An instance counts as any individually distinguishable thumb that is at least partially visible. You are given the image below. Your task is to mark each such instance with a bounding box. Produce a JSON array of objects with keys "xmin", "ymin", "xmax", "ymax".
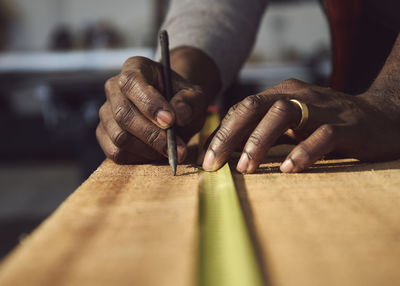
[{"xmin": 170, "ymin": 86, "xmax": 207, "ymax": 127}]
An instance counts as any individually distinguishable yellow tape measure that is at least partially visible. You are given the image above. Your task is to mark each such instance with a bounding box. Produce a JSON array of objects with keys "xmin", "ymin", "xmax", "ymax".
[{"xmin": 198, "ymin": 113, "xmax": 263, "ymax": 286}]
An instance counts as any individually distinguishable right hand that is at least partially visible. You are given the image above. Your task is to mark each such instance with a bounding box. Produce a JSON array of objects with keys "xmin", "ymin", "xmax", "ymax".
[{"xmin": 96, "ymin": 56, "xmax": 209, "ymax": 164}]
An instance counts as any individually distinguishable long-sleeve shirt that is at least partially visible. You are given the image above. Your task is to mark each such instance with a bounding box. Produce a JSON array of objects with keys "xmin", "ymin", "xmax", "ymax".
[
  {"xmin": 157, "ymin": 0, "xmax": 268, "ymax": 90},
  {"xmin": 157, "ymin": 0, "xmax": 400, "ymax": 91}
]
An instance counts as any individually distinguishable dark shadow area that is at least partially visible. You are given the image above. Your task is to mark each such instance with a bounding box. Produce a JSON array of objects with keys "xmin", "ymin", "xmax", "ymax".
[
  {"xmin": 251, "ymin": 159, "xmax": 400, "ymax": 174},
  {"xmin": 0, "ymin": 216, "xmax": 45, "ymax": 260},
  {"xmin": 229, "ymin": 152, "xmax": 400, "ymax": 175},
  {"xmin": 184, "ymin": 144, "xmax": 201, "ymax": 165},
  {"xmin": 306, "ymin": 159, "xmax": 400, "ymax": 173},
  {"xmin": 176, "ymin": 165, "xmax": 198, "ymax": 177},
  {"xmin": 233, "ymin": 170, "xmax": 271, "ymax": 286}
]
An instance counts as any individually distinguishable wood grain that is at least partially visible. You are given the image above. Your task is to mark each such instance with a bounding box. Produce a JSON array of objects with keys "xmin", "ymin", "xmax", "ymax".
[
  {"xmin": 235, "ymin": 157, "xmax": 400, "ymax": 286},
  {"xmin": 1, "ymin": 149, "xmax": 400, "ymax": 286},
  {"xmin": 0, "ymin": 160, "xmax": 199, "ymax": 286}
]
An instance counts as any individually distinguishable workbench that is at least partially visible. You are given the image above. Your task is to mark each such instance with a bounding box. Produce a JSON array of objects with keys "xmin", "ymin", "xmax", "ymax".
[{"xmin": 0, "ymin": 147, "xmax": 399, "ymax": 286}]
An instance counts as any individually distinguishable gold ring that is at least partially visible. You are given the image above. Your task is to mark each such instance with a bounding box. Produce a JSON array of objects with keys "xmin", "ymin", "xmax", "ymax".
[{"xmin": 290, "ymin": 99, "xmax": 309, "ymax": 130}]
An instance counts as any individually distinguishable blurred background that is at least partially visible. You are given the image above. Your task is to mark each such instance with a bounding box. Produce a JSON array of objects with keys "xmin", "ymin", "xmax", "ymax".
[{"xmin": 0, "ymin": 0, "xmax": 330, "ymax": 259}]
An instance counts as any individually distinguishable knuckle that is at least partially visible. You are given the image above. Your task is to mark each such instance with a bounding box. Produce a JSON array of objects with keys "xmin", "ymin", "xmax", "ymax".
[
  {"xmin": 104, "ymin": 78, "xmax": 112, "ymax": 92},
  {"xmin": 225, "ymin": 103, "xmax": 239, "ymax": 120},
  {"xmin": 98, "ymin": 104, "xmax": 107, "ymax": 121},
  {"xmin": 248, "ymin": 130, "xmax": 263, "ymax": 147},
  {"xmin": 281, "ymin": 78, "xmax": 304, "ymax": 89},
  {"xmin": 104, "ymin": 76, "xmax": 118, "ymax": 94},
  {"xmin": 246, "ymin": 151, "xmax": 254, "ymax": 161},
  {"xmin": 127, "ymin": 56, "xmax": 147, "ymax": 64},
  {"xmin": 215, "ymin": 126, "xmax": 231, "ymax": 144},
  {"xmin": 124, "ymin": 56, "xmax": 138, "ymax": 65},
  {"xmin": 318, "ymin": 124, "xmax": 336, "ymax": 139},
  {"xmin": 135, "ymin": 85, "xmax": 155, "ymax": 108},
  {"xmin": 95, "ymin": 124, "xmax": 102, "ymax": 142},
  {"xmin": 112, "ymin": 130, "xmax": 129, "ymax": 147},
  {"xmin": 240, "ymin": 94, "xmax": 264, "ymax": 112},
  {"xmin": 114, "ymin": 105, "xmax": 135, "ymax": 128},
  {"xmin": 270, "ymin": 99, "xmax": 292, "ymax": 117},
  {"xmin": 123, "ymin": 56, "xmax": 145, "ymax": 69},
  {"xmin": 143, "ymin": 128, "xmax": 165, "ymax": 151},
  {"xmin": 223, "ymin": 94, "xmax": 265, "ymax": 122},
  {"xmin": 118, "ymin": 70, "xmax": 140, "ymax": 94},
  {"xmin": 109, "ymin": 148, "xmax": 124, "ymax": 164}
]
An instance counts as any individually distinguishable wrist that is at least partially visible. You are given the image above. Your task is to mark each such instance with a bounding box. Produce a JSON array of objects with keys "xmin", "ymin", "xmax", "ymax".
[
  {"xmin": 170, "ymin": 47, "xmax": 221, "ymax": 102},
  {"xmin": 357, "ymin": 87, "xmax": 400, "ymax": 124}
]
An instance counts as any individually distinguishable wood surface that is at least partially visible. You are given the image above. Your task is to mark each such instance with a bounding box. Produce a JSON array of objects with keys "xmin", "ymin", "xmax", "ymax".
[
  {"xmin": 235, "ymin": 156, "xmax": 400, "ymax": 286},
  {"xmin": 0, "ymin": 160, "xmax": 199, "ymax": 286},
  {"xmin": 1, "ymin": 151, "xmax": 400, "ymax": 286}
]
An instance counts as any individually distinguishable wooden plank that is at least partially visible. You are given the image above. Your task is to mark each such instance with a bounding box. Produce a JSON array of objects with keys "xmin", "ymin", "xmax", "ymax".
[
  {"xmin": 1, "ymin": 142, "xmax": 400, "ymax": 286},
  {"xmin": 235, "ymin": 157, "xmax": 400, "ymax": 286},
  {"xmin": 0, "ymin": 160, "xmax": 199, "ymax": 286}
]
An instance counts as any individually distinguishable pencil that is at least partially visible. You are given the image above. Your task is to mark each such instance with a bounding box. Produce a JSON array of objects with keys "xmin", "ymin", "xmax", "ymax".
[{"xmin": 159, "ymin": 30, "xmax": 178, "ymax": 175}]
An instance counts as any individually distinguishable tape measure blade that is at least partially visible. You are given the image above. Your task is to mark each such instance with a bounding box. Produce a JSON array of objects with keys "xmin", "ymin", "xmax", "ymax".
[{"xmin": 198, "ymin": 113, "xmax": 263, "ymax": 286}]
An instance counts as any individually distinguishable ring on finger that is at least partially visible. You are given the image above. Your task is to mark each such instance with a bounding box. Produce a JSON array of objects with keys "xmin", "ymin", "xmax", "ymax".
[{"xmin": 290, "ymin": 99, "xmax": 309, "ymax": 131}]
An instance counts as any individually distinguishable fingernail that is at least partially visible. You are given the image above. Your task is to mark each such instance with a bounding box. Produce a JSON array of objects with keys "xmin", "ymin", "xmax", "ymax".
[
  {"xmin": 156, "ymin": 110, "xmax": 173, "ymax": 128},
  {"xmin": 175, "ymin": 102, "xmax": 192, "ymax": 123},
  {"xmin": 202, "ymin": 150, "xmax": 216, "ymax": 171},
  {"xmin": 280, "ymin": 158, "xmax": 294, "ymax": 173},
  {"xmin": 177, "ymin": 145, "xmax": 186, "ymax": 163},
  {"xmin": 237, "ymin": 153, "xmax": 249, "ymax": 173}
]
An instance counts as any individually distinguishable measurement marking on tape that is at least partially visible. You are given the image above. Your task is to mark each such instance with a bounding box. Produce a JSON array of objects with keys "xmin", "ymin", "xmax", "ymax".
[{"xmin": 198, "ymin": 113, "xmax": 263, "ymax": 286}]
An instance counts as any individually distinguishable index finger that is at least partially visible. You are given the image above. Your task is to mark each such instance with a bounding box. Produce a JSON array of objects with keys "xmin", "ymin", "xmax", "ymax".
[
  {"xmin": 202, "ymin": 94, "xmax": 272, "ymax": 171},
  {"xmin": 118, "ymin": 56, "xmax": 176, "ymax": 129}
]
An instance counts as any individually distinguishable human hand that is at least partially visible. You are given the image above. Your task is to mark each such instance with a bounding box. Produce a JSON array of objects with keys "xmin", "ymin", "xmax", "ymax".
[
  {"xmin": 96, "ymin": 56, "xmax": 209, "ymax": 164},
  {"xmin": 202, "ymin": 79, "xmax": 400, "ymax": 173}
]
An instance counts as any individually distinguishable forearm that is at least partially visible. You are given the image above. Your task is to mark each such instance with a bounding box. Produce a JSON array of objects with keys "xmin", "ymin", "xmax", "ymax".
[{"xmin": 170, "ymin": 47, "xmax": 221, "ymax": 102}]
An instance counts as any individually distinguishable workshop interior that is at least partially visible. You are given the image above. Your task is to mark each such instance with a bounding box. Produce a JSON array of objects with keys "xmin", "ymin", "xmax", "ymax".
[{"xmin": 0, "ymin": 0, "xmax": 331, "ymax": 260}]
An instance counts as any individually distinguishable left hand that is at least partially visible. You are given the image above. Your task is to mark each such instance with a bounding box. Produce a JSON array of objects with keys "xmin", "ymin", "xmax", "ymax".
[{"xmin": 202, "ymin": 78, "xmax": 400, "ymax": 173}]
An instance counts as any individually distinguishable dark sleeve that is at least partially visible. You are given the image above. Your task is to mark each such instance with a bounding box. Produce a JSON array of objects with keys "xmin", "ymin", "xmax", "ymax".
[{"xmin": 366, "ymin": 0, "xmax": 400, "ymax": 32}]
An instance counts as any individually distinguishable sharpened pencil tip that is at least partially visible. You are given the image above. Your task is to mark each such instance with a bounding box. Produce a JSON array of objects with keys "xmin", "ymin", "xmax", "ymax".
[{"xmin": 170, "ymin": 162, "xmax": 177, "ymax": 176}]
